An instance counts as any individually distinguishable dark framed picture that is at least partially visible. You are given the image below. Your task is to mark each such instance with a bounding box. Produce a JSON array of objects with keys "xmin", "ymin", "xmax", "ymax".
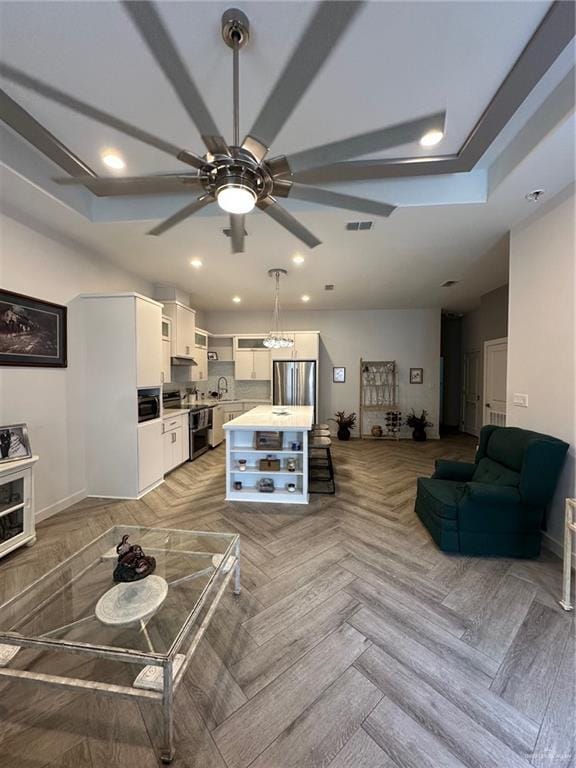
[
  {"xmin": 333, "ymin": 366, "xmax": 346, "ymax": 383},
  {"xmin": 0, "ymin": 290, "xmax": 67, "ymax": 367},
  {"xmin": 207, "ymin": 351, "xmax": 218, "ymax": 361},
  {"xmin": 0, "ymin": 424, "xmax": 32, "ymax": 463},
  {"xmin": 410, "ymin": 367, "xmax": 423, "ymax": 384}
]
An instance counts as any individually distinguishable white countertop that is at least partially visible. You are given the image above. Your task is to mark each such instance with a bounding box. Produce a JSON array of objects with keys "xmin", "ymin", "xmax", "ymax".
[{"xmin": 223, "ymin": 405, "xmax": 314, "ymax": 431}]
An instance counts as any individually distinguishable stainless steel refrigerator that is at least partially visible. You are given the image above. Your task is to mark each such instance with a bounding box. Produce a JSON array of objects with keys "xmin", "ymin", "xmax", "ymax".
[{"xmin": 272, "ymin": 360, "xmax": 317, "ymax": 419}]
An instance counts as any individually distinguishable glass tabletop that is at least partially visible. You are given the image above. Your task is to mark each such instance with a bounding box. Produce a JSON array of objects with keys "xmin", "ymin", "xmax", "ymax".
[{"xmin": 0, "ymin": 525, "xmax": 238, "ymax": 659}]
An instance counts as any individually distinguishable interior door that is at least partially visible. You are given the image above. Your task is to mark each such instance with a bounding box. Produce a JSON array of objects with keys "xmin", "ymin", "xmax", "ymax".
[
  {"xmin": 483, "ymin": 338, "xmax": 508, "ymax": 427},
  {"xmin": 462, "ymin": 351, "xmax": 481, "ymax": 436}
]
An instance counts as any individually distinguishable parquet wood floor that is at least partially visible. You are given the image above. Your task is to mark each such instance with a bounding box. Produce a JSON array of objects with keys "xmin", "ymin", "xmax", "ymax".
[{"xmin": 0, "ymin": 435, "xmax": 574, "ymax": 767}]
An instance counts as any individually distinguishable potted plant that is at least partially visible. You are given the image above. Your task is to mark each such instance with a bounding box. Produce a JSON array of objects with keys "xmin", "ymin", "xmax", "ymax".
[
  {"xmin": 406, "ymin": 409, "xmax": 432, "ymax": 442},
  {"xmin": 329, "ymin": 411, "xmax": 357, "ymax": 441}
]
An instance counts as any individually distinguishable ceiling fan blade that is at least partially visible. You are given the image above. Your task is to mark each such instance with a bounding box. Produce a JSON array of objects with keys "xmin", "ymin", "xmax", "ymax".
[
  {"xmin": 243, "ymin": 1, "xmax": 363, "ymax": 161},
  {"xmin": 229, "ymin": 214, "xmax": 245, "ymax": 253},
  {"xmin": 293, "ymin": 155, "xmax": 461, "ymax": 183},
  {"xmin": 148, "ymin": 195, "xmax": 213, "ymax": 236},
  {"xmin": 258, "ymin": 197, "xmax": 321, "ymax": 249},
  {"xmin": 284, "ymin": 112, "xmax": 446, "ymax": 174},
  {"xmin": 53, "ymin": 173, "xmax": 203, "ymax": 197},
  {"xmin": 289, "ymin": 184, "xmax": 395, "ymax": 217},
  {"xmin": 0, "ymin": 88, "xmax": 95, "ymax": 177},
  {"xmin": 0, "ymin": 62, "xmax": 205, "ymax": 169},
  {"xmin": 123, "ymin": 1, "xmax": 227, "ymax": 153}
]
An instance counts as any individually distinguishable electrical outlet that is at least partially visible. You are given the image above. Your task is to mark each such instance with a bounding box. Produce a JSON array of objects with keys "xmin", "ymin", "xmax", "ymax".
[{"xmin": 513, "ymin": 393, "xmax": 529, "ymax": 407}]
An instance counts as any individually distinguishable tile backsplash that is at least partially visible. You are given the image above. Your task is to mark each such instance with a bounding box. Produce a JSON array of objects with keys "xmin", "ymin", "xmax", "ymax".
[{"xmin": 168, "ymin": 361, "xmax": 271, "ymax": 401}]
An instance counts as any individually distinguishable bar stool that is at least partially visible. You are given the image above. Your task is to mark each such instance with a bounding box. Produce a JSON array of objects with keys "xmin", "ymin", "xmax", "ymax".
[{"xmin": 309, "ymin": 431, "xmax": 336, "ymax": 495}]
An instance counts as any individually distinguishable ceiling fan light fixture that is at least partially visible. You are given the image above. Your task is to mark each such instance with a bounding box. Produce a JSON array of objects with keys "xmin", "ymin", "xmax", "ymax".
[
  {"xmin": 217, "ymin": 183, "xmax": 257, "ymax": 214},
  {"xmin": 419, "ymin": 129, "xmax": 444, "ymax": 147}
]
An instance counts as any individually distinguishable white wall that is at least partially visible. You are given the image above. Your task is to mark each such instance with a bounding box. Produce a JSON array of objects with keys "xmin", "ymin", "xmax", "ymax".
[
  {"xmin": 0, "ymin": 213, "xmax": 152, "ymax": 518},
  {"xmin": 507, "ymin": 185, "xmax": 575, "ymax": 551},
  {"xmin": 205, "ymin": 308, "xmax": 441, "ymax": 438}
]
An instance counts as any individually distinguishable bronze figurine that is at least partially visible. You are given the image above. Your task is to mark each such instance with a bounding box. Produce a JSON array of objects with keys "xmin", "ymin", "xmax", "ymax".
[{"xmin": 113, "ymin": 534, "xmax": 156, "ymax": 582}]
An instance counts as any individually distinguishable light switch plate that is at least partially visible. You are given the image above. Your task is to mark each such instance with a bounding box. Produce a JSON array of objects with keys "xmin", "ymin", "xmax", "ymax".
[{"xmin": 513, "ymin": 393, "xmax": 529, "ymax": 407}]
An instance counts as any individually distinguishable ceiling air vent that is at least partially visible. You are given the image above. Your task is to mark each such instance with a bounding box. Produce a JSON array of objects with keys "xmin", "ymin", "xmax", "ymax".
[
  {"xmin": 346, "ymin": 221, "xmax": 373, "ymax": 231},
  {"xmin": 324, "ymin": 284, "xmax": 335, "ymax": 291},
  {"xmin": 441, "ymin": 280, "xmax": 459, "ymax": 288}
]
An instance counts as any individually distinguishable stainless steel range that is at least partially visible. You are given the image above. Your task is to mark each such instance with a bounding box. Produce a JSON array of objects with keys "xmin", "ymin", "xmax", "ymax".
[{"xmin": 162, "ymin": 391, "xmax": 212, "ymax": 461}]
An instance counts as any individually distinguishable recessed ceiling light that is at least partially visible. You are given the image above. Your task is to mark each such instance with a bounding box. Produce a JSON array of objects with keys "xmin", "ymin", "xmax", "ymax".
[
  {"xmin": 419, "ymin": 130, "xmax": 444, "ymax": 148},
  {"xmin": 232, "ymin": 296, "xmax": 241, "ymax": 303},
  {"xmin": 101, "ymin": 151, "xmax": 125, "ymax": 170},
  {"xmin": 190, "ymin": 258, "xmax": 203, "ymax": 268},
  {"xmin": 292, "ymin": 255, "xmax": 305, "ymax": 265},
  {"xmin": 301, "ymin": 295, "xmax": 310, "ymax": 302}
]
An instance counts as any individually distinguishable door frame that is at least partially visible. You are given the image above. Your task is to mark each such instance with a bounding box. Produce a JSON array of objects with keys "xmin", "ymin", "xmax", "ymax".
[{"xmin": 483, "ymin": 337, "xmax": 508, "ymax": 427}]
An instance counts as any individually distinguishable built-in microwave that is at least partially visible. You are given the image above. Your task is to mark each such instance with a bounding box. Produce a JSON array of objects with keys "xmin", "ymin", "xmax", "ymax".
[{"xmin": 138, "ymin": 393, "xmax": 160, "ymax": 423}]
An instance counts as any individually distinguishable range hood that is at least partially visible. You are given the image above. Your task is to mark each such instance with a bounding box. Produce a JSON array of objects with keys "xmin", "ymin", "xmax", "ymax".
[{"xmin": 171, "ymin": 356, "xmax": 198, "ymax": 367}]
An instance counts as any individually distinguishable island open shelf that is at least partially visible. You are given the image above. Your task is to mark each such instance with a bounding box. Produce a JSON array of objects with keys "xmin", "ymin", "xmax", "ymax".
[{"xmin": 223, "ymin": 406, "xmax": 314, "ymax": 504}]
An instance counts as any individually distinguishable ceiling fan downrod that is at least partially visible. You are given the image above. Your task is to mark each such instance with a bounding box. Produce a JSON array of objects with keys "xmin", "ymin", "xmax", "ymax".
[{"xmin": 222, "ymin": 9, "xmax": 250, "ymax": 149}]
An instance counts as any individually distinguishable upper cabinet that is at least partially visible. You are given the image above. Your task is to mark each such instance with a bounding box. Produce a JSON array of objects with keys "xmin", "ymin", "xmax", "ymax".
[
  {"xmin": 195, "ymin": 329, "xmax": 208, "ymax": 349},
  {"xmin": 234, "ymin": 336, "xmax": 270, "ymax": 380},
  {"xmin": 161, "ymin": 315, "xmax": 172, "ymax": 385},
  {"xmin": 294, "ymin": 332, "xmax": 319, "ymax": 360},
  {"xmin": 162, "ymin": 301, "xmax": 196, "ymax": 359},
  {"xmin": 268, "ymin": 332, "xmax": 319, "ymax": 362},
  {"xmin": 136, "ymin": 297, "xmax": 162, "ymax": 388}
]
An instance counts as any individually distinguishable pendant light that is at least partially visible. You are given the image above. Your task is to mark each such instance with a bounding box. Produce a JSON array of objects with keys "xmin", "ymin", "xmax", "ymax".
[{"xmin": 263, "ymin": 269, "xmax": 294, "ymax": 349}]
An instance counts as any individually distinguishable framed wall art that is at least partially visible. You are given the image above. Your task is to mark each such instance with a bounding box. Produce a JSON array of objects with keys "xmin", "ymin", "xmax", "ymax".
[
  {"xmin": 0, "ymin": 290, "xmax": 67, "ymax": 367},
  {"xmin": 0, "ymin": 424, "xmax": 32, "ymax": 463},
  {"xmin": 410, "ymin": 367, "xmax": 423, "ymax": 384},
  {"xmin": 207, "ymin": 351, "xmax": 218, "ymax": 361},
  {"xmin": 333, "ymin": 366, "xmax": 346, "ymax": 383}
]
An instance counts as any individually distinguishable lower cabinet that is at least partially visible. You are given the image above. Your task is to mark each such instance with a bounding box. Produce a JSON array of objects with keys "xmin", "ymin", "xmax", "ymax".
[
  {"xmin": 163, "ymin": 414, "xmax": 189, "ymax": 474},
  {"xmin": 138, "ymin": 421, "xmax": 164, "ymax": 494}
]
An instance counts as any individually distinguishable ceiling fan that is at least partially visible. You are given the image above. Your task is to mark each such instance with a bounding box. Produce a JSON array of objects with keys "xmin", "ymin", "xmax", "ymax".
[{"xmin": 0, "ymin": 1, "xmax": 446, "ymax": 253}]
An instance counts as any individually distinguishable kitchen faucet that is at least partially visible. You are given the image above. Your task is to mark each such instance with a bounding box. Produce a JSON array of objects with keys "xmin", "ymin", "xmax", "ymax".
[{"xmin": 217, "ymin": 376, "xmax": 228, "ymax": 400}]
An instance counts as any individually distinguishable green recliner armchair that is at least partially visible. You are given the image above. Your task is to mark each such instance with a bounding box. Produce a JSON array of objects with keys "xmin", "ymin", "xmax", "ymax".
[{"xmin": 415, "ymin": 425, "xmax": 569, "ymax": 558}]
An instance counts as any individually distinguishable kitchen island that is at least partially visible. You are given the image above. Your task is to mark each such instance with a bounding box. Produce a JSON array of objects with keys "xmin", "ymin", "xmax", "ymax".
[{"xmin": 224, "ymin": 405, "xmax": 313, "ymax": 504}]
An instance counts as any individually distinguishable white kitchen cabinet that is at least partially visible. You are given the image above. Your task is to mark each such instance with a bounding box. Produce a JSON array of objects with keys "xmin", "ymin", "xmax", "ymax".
[
  {"xmin": 235, "ymin": 349, "xmax": 270, "ymax": 380},
  {"xmin": 269, "ymin": 332, "xmax": 319, "ymax": 362},
  {"xmin": 234, "ymin": 336, "xmax": 267, "ymax": 351},
  {"xmin": 294, "ymin": 332, "xmax": 319, "ymax": 359},
  {"xmin": 163, "ymin": 301, "xmax": 196, "ymax": 359},
  {"xmin": 161, "ymin": 339, "xmax": 171, "ymax": 384},
  {"xmin": 136, "ymin": 296, "xmax": 162, "ymax": 388},
  {"xmin": 161, "ymin": 315, "xmax": 172, "ymax": 385},
  {"xmin": 82, "ymin": 293, "xmax": 164, "ymax": 499},
  {"xmin": 162, "ymin": 414, "xmax": 188, "ymax": 474},
  {"xmin": 210, "ymin": 405, "xmax": 225, "ymax": 447},
  {"xmin": 138, "ymin": 420, "xmax": 164, "ymax": 494},
  {"xmin": 192, "ymin": 348, "xmax": 208, "ymax": 381},
  {"xmin": 195, "ymin": 329, "xmax": 208, "ymax": 349}
]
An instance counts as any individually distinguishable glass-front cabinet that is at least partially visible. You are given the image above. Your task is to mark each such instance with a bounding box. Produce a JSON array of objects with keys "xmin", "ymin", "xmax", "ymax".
[
  {"xmin": 234, "ymin": 336, "xmax": 267, "ymax": 351},
  {"xmin": 0, "ymin": 457, "xmax": 37, "ymax": 559},
  {"xmin": 195, "ymin": 329, "xmax": 208, "ymax": 349}
]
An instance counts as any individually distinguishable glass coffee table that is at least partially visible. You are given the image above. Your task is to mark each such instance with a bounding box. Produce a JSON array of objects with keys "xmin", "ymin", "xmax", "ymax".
[{"xmin": 0, "ymin": 525, "xmax": 240, "ymax": 764}]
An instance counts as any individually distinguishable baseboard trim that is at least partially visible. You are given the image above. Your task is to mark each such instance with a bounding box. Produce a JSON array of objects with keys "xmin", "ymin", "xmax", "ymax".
[
  {"xmin": 542, "ymin": 531, "xmax": 576, "ymax": 570},
  {"xmin": 36, "ymin": 489, "xmax": 87, "ymax": 522}
]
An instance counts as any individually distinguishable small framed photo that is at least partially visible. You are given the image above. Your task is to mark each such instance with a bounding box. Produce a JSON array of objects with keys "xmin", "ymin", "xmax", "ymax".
[
  {"xmin": 0, "ymin": 289, "xmax": 67, "ymax": 367},
  {"xmin": 0, "ymin": 424, "xmax": 32, "ymax": 463},
  {"xmin": 333, "ymin": 366, "xmax": 346, "ymax": 383},
  {"xmin": 207, "ymin": 351, "xmax": 218, "ymax": 361},
  {"xmin": 410, "ymin": 367, "xmax": 423, "ymax": 384}
]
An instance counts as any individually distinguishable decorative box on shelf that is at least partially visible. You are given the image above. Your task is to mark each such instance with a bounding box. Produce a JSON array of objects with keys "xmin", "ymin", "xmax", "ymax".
[{"xmin": 0, "ymin": 455, "xmax": 38, "ymax": 560}]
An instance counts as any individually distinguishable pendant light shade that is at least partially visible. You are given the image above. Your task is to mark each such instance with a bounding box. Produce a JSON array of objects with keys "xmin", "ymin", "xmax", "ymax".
[{"xmin": 263, "ymin": 269, "xmax": 294, "ymax": 349}]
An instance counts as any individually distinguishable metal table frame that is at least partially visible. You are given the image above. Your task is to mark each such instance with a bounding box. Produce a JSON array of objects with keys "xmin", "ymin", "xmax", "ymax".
[{"xmin": 0, "ymin": 525, "xmax": 241, "ymax": 764}]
